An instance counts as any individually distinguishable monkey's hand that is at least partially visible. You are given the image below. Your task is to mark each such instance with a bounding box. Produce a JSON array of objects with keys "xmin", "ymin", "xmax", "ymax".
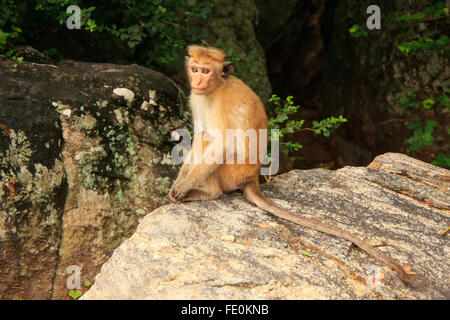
[
  {"xmin": 168, "ymin": 179, "xmax": 192, "ymax": 203},
  {"xmin": 168, "ymin": 192, "xmax": 179, "ymax": 203}
]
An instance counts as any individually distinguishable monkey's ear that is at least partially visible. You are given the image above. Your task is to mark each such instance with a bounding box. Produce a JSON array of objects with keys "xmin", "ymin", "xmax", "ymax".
[
  {"xmin": 185, "ymin": 56, "xmax": 190, "ymax": 65},
  {"xmin": 222, "ymin": 61, "xmax": 235, "ymax": 79}
]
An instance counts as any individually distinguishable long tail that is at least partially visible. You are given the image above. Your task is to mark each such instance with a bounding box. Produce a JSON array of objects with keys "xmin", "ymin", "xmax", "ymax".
[{"xmin": 243, "ymin": 185, "xmax": 414, "ymax": 286}]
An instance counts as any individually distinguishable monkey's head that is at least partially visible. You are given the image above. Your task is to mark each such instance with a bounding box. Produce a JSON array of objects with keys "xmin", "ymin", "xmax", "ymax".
[{"xmin": 186, "ymin": 45, "xmax": 234, "ymax": 95}]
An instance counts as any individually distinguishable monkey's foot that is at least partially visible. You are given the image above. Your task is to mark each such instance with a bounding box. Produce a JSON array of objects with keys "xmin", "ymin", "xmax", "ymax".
[
  {"xmin": 168, "ymin": 192, "xmax": 180, "ymax": 203},
  {"xmin": 169, "ymin": 188, "xmax": 221, "ymax": 203},
  {"xmin": 182, "ymin": 188, "xmax": 221, "ymax": 201},
  {"xmin": 168, "ymin": 180, "xmax": 192, "ymax": 202}
]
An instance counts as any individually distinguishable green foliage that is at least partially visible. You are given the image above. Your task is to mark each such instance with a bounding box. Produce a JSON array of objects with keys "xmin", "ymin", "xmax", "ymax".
[
  {"xmin": 437, "ymin": 88, "xmax": 450, "ymax": 109},
  {"xmin": 396, "ymin": 87, "xmax": 449, "ymax": 166},
  {"xmin": 268, "ymin": 95, "xmax": 304, "ymax": 155},
  {"xmin": 0, "ymin": 0, "xmax": 50, "ymax": 61},
  {"xmin": 395, "ymin": 89, "xmax": 420, "ymax": 109},
  {"xmin": 395, "ymin": 88, "xmax": 450, "ymax": 110},
  {"xmin": 93, "ymin": 0, "xmax": 213, "ymax": 68},
  {"xmin": 404, "ymin": 120, "xmax": 437, "ymax": 151},
  {"xmin": 389, "ymin": 2, "xmax": 449, "ymax": 168},
  {"xmin": 431, "ymin": 153, "xmax": 450, "ymax": 167},
  {"xmin": 397, "ymin": 36, "xmax": 450, "ymax": 54},
  {"xmin": 348, "ymin": 24, "xmax": 368, "ymax": 38},
  {"xmin": 347, "ymin": 2, "xmax": 448, "ymax": 167},
  {"xmin": 0, "ymin": 0, "xmax": 215, "ymax": 69},
  {"xmin": 268, "ymin": 94, "xmax": 347, "ymax": 156},
  {"xmin": 83, "ymin": 280, "xmax": 92, "ymax": 287},
  {"xmin": 395, "ymin": 12, "xmax": 426, "ymax": 23},
  {"xmin": 396, "ymin": 2, "xmax": 449, "ymax": 55},
  {"xmin": 0, "ymin": 0, "xmax": 262, "ymax": 81},
  {"xmin": 311, "ymin": 116, "xmax": 348, "ymax": 138},
  {"xmin": 396, "ymin": 1, "xmax": 448, "ymax": 24},
  {"xmin": 0, "ymin": 25, "xmax": 24, "ymax": 62},
  {"xmin": 422, "ymin": 98, "xmax": 436, "ymax": 109},
  {"xmin": 42, "ymin": 47, "xmax": 65, "ymax": 61},
  {"xmin": 350, "ymin": 1, "xmax": 449, "ymax": 169},
  {"xmin": 68, "ymin": 289, "xmax": 82, "ymax": 299}
]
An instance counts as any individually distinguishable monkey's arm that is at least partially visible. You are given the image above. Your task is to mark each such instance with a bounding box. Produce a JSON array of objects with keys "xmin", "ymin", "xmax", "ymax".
[
  {"xmin": 172, "ymin": 130, "xmax": 206, "ymax": 184},
  {"xmin": 169, "ymin": 131, "xmax": 222, "ymax": 201}
]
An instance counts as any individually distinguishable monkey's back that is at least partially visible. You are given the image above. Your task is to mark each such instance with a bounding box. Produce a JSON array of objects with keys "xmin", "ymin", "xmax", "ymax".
[
  {"xmin": 216, "ymin": 76, "xmax": 268, "ymax": 191},
  {"xmin": 219, "ymin": 76, "xmax": 268, "ymax": 131}
]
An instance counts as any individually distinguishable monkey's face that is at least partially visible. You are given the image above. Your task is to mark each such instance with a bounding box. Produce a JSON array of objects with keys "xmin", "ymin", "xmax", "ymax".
[{"xmin": 187, "ymin": 59, "xmax": 221, "ymax": 95}]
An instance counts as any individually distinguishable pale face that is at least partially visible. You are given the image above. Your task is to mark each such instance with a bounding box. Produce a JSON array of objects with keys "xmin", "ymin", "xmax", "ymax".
[{"xmin": 187, "ymin": 59, "xmax": 220, "ymax": 95}]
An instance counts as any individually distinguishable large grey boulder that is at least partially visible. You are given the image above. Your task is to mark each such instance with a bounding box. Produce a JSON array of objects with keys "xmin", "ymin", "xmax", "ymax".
[
  {"xmin": 0, "ymin": 59, "xmax": 188, "ymax": 299},
  {"xmin": 81, "ymin": 153, "xmax": 449, "ymax": 299}
]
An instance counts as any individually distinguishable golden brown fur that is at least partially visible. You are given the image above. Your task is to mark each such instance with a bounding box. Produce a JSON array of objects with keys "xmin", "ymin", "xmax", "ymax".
[
  {"xmin": 188, "ymin": 45, "xmax": 226, "ymax": 63},
  {"xmin": 169, "ymin": 45, "xmax": 415, "ymax": 286}
]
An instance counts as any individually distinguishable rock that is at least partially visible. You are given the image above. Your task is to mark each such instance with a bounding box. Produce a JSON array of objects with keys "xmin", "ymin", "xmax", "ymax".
[
  {"xmin": 13, "ymin": 45, "xmax": 55, "ymax": 64},
  {"xmin": 0, "ymin": 59, "xmax": 188, "ymax": 299},
  {"xmin": 81, "ymin": 153, "xmax": 449, "ymax": 300},
  {"xmin": 203, "ymin": 0, "xmax": 272, "ymax": 102}
]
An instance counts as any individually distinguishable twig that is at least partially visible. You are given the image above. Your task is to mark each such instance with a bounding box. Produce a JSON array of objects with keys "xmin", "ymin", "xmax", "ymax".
[
  {"xmin": 393, "ymin": 14, "xmax": 449, "ymax": 30},
  {"xmin": 379, "ymin": 118, "xmax": 416, "ymax": 125}
]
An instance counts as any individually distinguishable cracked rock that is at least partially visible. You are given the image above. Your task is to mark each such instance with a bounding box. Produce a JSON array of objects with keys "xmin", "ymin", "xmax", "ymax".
[{"xmin": 82, "ymin": 153, "xmax": 450, "ymax": 300}]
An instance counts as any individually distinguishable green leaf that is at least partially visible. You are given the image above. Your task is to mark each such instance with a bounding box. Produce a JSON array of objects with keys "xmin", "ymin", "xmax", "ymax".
[
  {"xmin": 422, "ymin": 99, "xmax": 435, "ymax": 109},
  {"xmin": 432, "ymin": 154, "xmax": 450, "ymax": 167},
  {"xmin": 302, "ymin": 250, "xmax": 313, "ymax": 257},
  {"xmin": 408, "ymin": 142, "xmax": 422, "ymax": 151},
  {"xmin": 425, "ymin": 120, "xmax": 437, "ymax": 128},
  {"xmin": 84, "ymin": 280, "xmax": 92, "ymax": 287},
  {"xmin": 426, "ymin": 7, "xmax": 437, "ymax": 15},
  {"xmin": 68, "ymin": 290, "xmax": 82, "ymax": 300},
  {"xmin": 277, "ymin": 113, "xmax": 288, "ymax": 123},
  {"xmin": 349, "ymin": 25, "xmax": 359, "ymax": 34}
]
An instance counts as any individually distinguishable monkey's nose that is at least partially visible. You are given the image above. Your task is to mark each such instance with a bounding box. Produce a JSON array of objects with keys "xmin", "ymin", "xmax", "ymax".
[{"xmin": 194, "ymin": 79, "xmax": 204, "ymax": 87}]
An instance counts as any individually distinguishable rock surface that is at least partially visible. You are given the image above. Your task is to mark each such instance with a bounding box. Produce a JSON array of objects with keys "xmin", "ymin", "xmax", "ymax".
[
  {"xmin": 0, "ymin": 60, "xmax": 187, "ymax": 299},
  {"xmin": 82, "ymin": 153, "xmax": 449, "ymax": 300}
]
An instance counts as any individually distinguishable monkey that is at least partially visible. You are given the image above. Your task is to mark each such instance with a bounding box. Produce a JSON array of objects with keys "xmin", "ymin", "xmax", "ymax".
[{"xmin": 168, "ymin": 45, "xmax": 415, "ymax": 286}]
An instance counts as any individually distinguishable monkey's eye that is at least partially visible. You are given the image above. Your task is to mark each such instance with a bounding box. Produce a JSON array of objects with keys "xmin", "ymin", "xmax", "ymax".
[
  {"xmin": 201, "ymin": 68, "xmax": 210, "ymax": 74},
  {"xmin": 191, "ymin": 67, "xmax": 198, "ymax": 73}
]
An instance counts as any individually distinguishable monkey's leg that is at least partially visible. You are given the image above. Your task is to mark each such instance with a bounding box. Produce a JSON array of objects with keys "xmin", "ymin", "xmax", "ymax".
[
  {"xmin": 170, "ymin": 163, "xmax": 221, "ymax": 201},
  {"xmin": 182, "ymin": 174, "xmax": 222, "ymax": 201},
  {"xmin": 182, "ymin": 188, "xmax": 220, "ymax": 201},
  {"xmin": 173, "ymin": 162, "xmax": 191, "ymax": 185}
]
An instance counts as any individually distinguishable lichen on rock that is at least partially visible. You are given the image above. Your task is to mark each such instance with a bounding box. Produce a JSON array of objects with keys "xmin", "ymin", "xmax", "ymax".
[{"xmin": 0, "ymin": 59, "xmax": 189, "ymax": 299}]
